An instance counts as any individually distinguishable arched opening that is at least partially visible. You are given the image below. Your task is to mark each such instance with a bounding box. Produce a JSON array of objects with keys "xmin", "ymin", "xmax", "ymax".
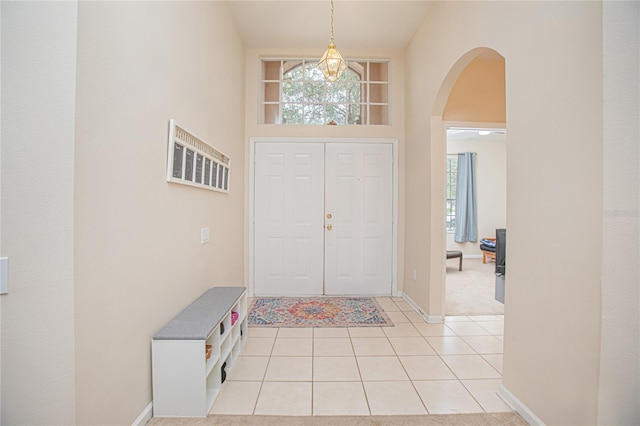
[{"xmin": 427, "ymin": 47, "xmax": 506, "ymax": 319}]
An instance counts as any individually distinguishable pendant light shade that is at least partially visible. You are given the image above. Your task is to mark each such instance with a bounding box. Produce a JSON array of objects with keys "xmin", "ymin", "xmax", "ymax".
[
  {"xmin": 318, "ymin": 0, "xmax": 346, "ymax": 82},
  {"xmin": 319, "ymin": 42, "xmax": 347, "ymax": 82}
]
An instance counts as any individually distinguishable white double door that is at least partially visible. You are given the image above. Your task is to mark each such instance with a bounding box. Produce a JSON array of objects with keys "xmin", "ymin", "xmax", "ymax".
[{"xmin": 254, "ymin": 142, "xmax": 393, "ymax": 296}]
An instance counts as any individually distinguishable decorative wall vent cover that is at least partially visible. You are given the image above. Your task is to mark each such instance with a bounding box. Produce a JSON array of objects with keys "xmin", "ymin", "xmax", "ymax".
[{"xmin": 166, "ymin": 119, "xmax": 230, "ymax": 193}]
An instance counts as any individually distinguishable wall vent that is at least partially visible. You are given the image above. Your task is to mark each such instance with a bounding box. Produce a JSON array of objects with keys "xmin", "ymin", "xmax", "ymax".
[{"xmin": 166, "ymin": 119, "xmax": 230, "ymax": 193}]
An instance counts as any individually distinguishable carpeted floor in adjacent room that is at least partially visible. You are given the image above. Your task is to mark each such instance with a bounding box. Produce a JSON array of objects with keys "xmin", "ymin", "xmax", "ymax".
[{"xmin": 445, "ymin": 258, "xmax": 504, "ymax": 316}]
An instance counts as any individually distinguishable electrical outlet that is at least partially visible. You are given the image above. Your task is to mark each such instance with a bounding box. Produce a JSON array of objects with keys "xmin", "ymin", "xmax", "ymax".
[
  {"xmin": 201, "ymin": 227, "xmax": 210, "ymax": 244},
  {"xmin": 412, "ymin": 268, "xmax": 417, "ymax": 281}
]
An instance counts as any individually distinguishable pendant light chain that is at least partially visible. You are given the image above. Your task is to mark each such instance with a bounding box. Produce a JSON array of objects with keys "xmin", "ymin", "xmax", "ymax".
[
  {"xmin": 318, "ymin": 0, "xmax": 347, "ymax": 82},
  {"xmin": 330, "ymin": 0, "xmax": 335, "ymax": 43}
]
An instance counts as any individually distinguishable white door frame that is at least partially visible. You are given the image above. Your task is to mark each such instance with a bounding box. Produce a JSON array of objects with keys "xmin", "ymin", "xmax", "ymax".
[{"xmin": 248, "ymin": 137, "xmax": 399, "ymax": 297}]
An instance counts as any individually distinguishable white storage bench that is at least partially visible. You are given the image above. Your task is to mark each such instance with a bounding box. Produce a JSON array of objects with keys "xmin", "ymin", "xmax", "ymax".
[{"xmin": 151, "ymin": 287, "xmax": 248, "ymax": 417}]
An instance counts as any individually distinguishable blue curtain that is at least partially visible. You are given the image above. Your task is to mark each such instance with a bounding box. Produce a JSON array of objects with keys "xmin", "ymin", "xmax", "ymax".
[{"xmin": 454, "ymin": 152, "xmax": 477, "ymax": 242}]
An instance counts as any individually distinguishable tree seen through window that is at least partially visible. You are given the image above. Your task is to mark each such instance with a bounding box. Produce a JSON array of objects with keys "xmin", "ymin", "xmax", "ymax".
[{"xmin": 281, "ymin": 61, "xmax": 362, "ymax": 125}]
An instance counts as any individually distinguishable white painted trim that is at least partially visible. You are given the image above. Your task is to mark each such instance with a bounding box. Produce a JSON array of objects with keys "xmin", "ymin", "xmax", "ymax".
[
  {"xmin": 248, "ymin": 137, "xmax": 399, "ymax": 297},
  {"xmin": 444, "ymin": 121, "xmax": 507, "ymax": 131},
  {"xmin": 498, "ymin": 384, "xmax": 544, "ymax": 426},
  {"xmin": 132, "ymin": 402, "xmax": 153, "ymax": 426},
  {"xmin": 402, "ymin": 292, "xmax": 444, "ymax": 323},
  {"xmin": 425, "ymin": 315, "xmax": 445, "ymax": 324},
  {"xmin": 463, "ymin": 254, "xmax": 482, "ymax": 259}
]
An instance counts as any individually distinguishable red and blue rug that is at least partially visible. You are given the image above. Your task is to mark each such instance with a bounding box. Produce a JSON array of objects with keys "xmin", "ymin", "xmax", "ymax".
[{"xmin": 248, "ymin": 297, "xmax": 393, "ymax": 328}]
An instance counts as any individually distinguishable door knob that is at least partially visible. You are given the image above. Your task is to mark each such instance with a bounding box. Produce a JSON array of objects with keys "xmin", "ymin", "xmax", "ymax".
[
  {"xmin": 326, "ymin": 213, "xmax": 332, "ymax": 219},
  {"xmin": 326, "ymin": 224, "xmax": 333, "ymax": 230}
]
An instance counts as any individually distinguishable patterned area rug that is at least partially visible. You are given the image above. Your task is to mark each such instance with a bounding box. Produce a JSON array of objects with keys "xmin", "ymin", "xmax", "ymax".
[{"xmin": 249, "ymin": 297, "xmax": 393, "ymax": 327}]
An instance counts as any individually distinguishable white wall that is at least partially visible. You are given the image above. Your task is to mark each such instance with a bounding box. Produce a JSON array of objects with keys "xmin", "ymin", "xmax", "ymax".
[
  {"xmin": 73, "ymin": 2, "xmax": 245, "ymax": 423},
  {"xmin": 446, "ymin": 136, "xmax": 507, "ymax": 255},
  {"xmin": 405, "ymin": 2, "xmax": 604, "ymax": 424},
  {"xmin": 599, "ymin": 1, "xmax": 640, "ymax": 423},
  {"xmin": 1, "ymin": 2, "xmax": 78, "ymax": 424}
]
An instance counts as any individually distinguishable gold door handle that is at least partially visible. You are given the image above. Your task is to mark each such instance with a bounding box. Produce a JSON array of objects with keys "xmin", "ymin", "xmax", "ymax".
[
  {"xmin": 326, "ymin": 224, "xmax": 333, "ymax": 230},
  {"xmin": 326, "ymin": 213, "xmax": 332, "ymax": 219}
]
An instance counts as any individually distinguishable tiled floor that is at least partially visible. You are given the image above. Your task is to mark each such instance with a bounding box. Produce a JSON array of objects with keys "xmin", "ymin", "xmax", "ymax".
[{"xmin": 210, "ymin": 297, "xmax": 510, "ymax": 416}]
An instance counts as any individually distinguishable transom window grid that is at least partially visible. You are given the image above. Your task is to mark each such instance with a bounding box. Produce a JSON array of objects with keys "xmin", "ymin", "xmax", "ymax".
[
  {"xmin": 166, "ymin": 119, "xmax": 231, "ymax": 193},
  {"xmin": 446, "ymin": 155, "xmax": 458, "ymax": 232},
  {"xmin": 261, "ymin": 59, "xmax": 389, "ymax": 125}
]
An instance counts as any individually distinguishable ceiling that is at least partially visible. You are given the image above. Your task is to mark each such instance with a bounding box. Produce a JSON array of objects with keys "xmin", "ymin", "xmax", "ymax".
[{"xmin": 225, "ymin": 1, "xmax": 433, "ymax": 50}]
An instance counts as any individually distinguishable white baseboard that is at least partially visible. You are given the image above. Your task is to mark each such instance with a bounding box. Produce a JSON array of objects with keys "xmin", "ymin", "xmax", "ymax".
[
  {"xmin": 463, "ymin": 254, "xmax": 482, "ymax": 259},
  {"xmin": 132, "ymin": 402, "xmax": 153, "ymax": 426},
  {"xmin": 497, "ymin": 384, "xmax": 544, "ymax": 425},
  {"xmin": 401, "ymin": 293, "xmax": 444, "ymax": 323}
]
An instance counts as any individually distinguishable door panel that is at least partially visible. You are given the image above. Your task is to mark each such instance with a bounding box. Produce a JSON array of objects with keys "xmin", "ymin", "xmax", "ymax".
[
  {"xmin": 254, "ymin": 143, "xmax": 325, "ymax": 295},
  {"xmin": 324, "ymin": 143, "xmax": 393, "ymax": 295}
]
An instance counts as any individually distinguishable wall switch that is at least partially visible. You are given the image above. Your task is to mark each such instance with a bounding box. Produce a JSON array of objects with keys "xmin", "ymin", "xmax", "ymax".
[
  {"xmin": 0, "ymin": 257, "xmax": 8, "ymax": 294},
  {"xmin": 200, "ymin": 227, "xmax": 210, "ymax": 244},
  {"xmin": 412, "ymin": 268, "xmax": 417, "ymax": 281}
]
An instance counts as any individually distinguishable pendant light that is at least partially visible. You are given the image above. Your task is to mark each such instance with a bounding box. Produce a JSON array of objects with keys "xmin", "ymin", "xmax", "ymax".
[{"xmin": 318, "ymin": 0, "xmax": 347, "ymax": 82}]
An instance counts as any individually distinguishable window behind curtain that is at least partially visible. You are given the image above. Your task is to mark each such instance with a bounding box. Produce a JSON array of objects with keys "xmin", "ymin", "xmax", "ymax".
[{"xmin": 446, "ymin": 155, "xmax": 458, "ymax": 232}]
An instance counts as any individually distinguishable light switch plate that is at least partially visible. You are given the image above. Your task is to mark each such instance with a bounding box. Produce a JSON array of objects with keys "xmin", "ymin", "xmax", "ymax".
[
  {"xmin": 201, "ymin": 227, "xmax": 210, "ymax": 244},
  {"xmin": 0, "ymin": 257, "xmax": 8, "ymax": 294}
]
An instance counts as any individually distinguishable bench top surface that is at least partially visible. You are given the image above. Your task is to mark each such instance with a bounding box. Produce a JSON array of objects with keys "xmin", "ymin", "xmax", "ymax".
[{"xmin": 153, "ymin": 286, "xmax": 246, "ymax": 341}]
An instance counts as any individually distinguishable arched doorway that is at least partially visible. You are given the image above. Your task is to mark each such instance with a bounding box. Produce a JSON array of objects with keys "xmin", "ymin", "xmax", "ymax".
[{"xmin": 427, "ymin": 47, "xmax": 506, "ymax": 320}]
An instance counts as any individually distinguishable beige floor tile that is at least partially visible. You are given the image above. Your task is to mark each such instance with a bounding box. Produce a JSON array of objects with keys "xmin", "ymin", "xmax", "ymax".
[
  {"xmin": 425, "ymin": 336, "xmax": 476, "ymax": 355},
  {"xmin": 313, "ymin": 327, "xmax": 350, "ymax": 338},
  {"xmin": 399, "ymin": 356, "xmax": 456, "ymax": 380},
  {"xmin": 227, "ymin": 356, "xmax": 269, "ymax": 381},
  {"xmin": 254, "ymin": 381, "xmax": 312, "ymax": 415},
  {"xmin": 461, "ymin": 336, "xmax": 503, "ymax": 354},
  {"xmin": 363, "ymin": 381, "xmax": 427, "ymax": 415},
  {"xmin": 378, "ymin": 300, "xmax": 401, "ymax": 312},
  {"xmin": 462, "ymin": 379, "xmax": 511, "ymax": 412},
  {"xmin": 277, "ymin": 328, "xmax": 313, "ymax": 338},
  {"xmin": 247, "ymin": 327, "xmax": 278, "ymax": 338},
  {"xmin": 444, "ymin": 316, "xmax": 471, "ymax": 322},
  {"xmin": 413, "ymin": 380, "xmax": 483, "ymax": 414},
  {"xmin": 313, "ymin": 382, "xmax": 370, "ymax": 415},
  {"xmin": 271, "ymin": 337, "xmax": 313, "ymax": 356},
  {"xmin": 314, "ymin": 356, "xmax": 361, "ymax": 381},
  {"xmin": 475, "ymin": 321, "xmax": 504, "ymax": 336},
  {"xmin": 388, "ymin": 337, "xmax": 437, "ymax": 356},
  {"xmin": 405, "ymin": 311, "xmax": 427, "ymax": 323},
  {"xmin": 314, "ymin": 337, "xmax": 354, "ymax": 356},
  {"xmin": 386, "ymin": 311, "xmax": 411, "ymax": 323},
  {"xmin": 351, "ymin": 337, "xmax": 395, "ymax": 356},
  {"xmin": 441, "ymin": 354, "xmax": 502, "ymax": 379},
  {"xmin": 357, "ymin": 356, "xmax": 409, "ymax": 381},
  {"xmin": 446, "ymin": 321, "xmax": 492, "ymax": 336},
  {"xmin": 394, "ymin": 301, "xmax": 415, "ymax": 312},
  {"xmin": 264, "ymin": 356, "xmax": 312, "ymax": 381},
  {"xmin": 481, "ymin": 354, "xmax": 503, "ymax": 374},
  {"xmin": 210, "ymin": 381, "xmax": 261, "ymax": 415},
  {"xmin": 468, "ymin": 315, "xmax": 501, "ymax": 322},
  {"xmin": 241, "ymin": 337, "xmax": 275, "ymax": 356},
  {"xmin": 414, "ymin": 323, "xmax": 457, "ymax": 337},
  {"xmin": 382, "ymin": 323, "xmax": 420, "ymax": 337},
  {"xmin": 348, "ymin": 327, "xmax": 386, "ymax": 337}
]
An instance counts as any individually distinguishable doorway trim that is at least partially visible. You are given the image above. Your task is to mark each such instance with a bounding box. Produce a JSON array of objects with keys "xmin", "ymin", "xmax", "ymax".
[
  {"xmin": 248, "ymin": 137, "xmax": 399, "ymax": 298},
  {"xmin": 427, "ymin": 47, "xmax": 507, "ymax": 321}
]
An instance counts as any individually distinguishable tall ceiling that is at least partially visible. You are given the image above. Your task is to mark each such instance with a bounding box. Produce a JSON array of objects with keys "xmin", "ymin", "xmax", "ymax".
[{"xmin": 225, "ymin": 1, "xmax": 433, "ymax": 50}]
